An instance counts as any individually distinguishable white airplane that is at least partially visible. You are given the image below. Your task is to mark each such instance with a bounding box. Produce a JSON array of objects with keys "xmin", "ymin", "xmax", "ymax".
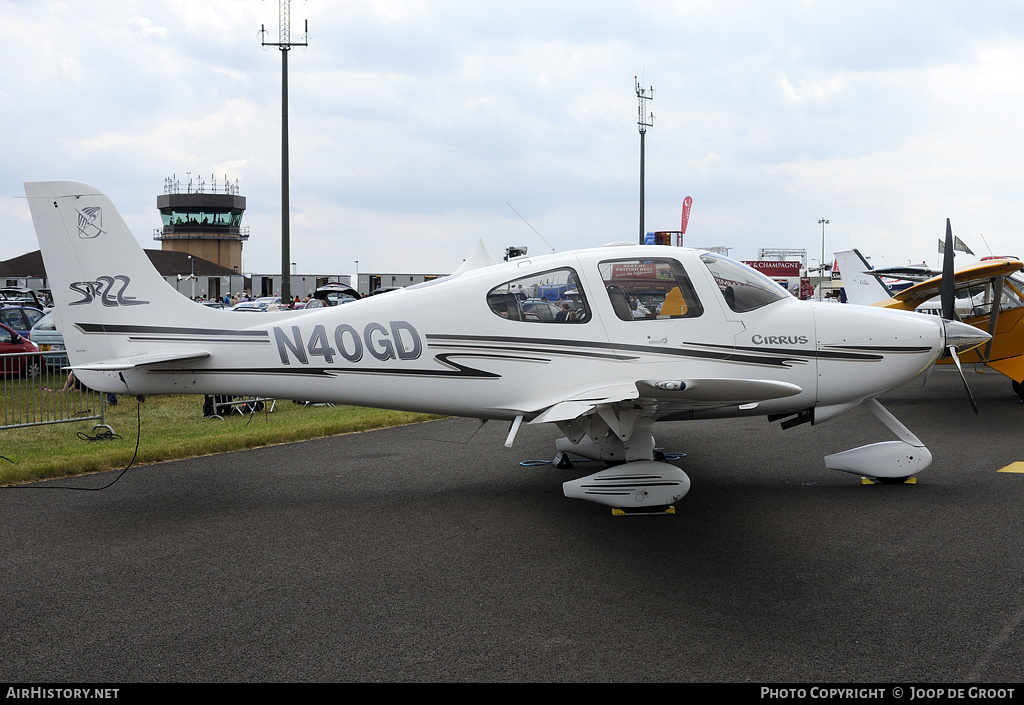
[{"xmin": 25, "ymin": 181, "xmax": 990, "ymax": 513}]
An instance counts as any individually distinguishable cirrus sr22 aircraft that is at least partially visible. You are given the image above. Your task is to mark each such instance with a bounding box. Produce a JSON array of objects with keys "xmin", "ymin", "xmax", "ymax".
[{"xmin": 25, "ymin": 181, "xmax": 990, "ymax": 514}]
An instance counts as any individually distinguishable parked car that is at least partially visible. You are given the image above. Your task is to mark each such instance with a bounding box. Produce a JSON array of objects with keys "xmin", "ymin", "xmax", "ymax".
[
  {"xmin": 30, "ymin": 311, "xmax": 67, "ymax": 370},
  {"xmin": 0, "ymin": 322, "xmax": 41, "ymax": 378},
  {"xmin": 519, "ymin": 298, "xmax": 562, "ymax": 322},
  {"xmin": 0, "ymin": 306, "xmax": 45, "ymax": 337},
  {"xmin": 233, "ymin": 299, "xmax": 290, "ymax": 312},
  {"xmin": 231, "ymin": 301, "xmax": 269, "ymax": 312},
  {"xmin": 0, "ymin": 288, "xmax": 48, "ymax": 311},
  {"xmin": 307, "ymin": 283, "xmax": 360, "ymax": 307},
  {"xmin": 37, "ymin": 289, "xmax": 55, "ymax": 309}
]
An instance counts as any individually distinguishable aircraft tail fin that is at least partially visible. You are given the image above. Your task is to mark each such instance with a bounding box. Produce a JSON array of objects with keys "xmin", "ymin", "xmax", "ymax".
[
  {"xmin": 834, "ymin": 249, "xmax": 892, "ymax": 306},
  {"xmin": 23, "ymin": 180, "xmax": 223, "ymax": 370}
]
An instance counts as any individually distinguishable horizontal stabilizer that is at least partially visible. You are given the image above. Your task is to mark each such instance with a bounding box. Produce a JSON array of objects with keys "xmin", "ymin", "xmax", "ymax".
[
  {"xmin": 869, "ymin": 265, "xmax": 938, "ymax": 282},
  {"xmin": 73, "ymin": 350, "xmax": 211, "ymax": 371}
]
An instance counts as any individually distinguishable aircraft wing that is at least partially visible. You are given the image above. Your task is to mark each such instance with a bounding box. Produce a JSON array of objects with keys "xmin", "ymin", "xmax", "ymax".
[
  {"xmin": 878, "ymin": 259, "xmax": 1024, "ymax": 311},
  {"xmin": 983, "ymin": 356, "xmax": 1024, "ymax": 384},
  {"xmin": 72, "ymin": 350, "xmax": 211, "ymax": 371},
  {"xmin": 528, "ymin": 378, "xmax": 802, "ymax": 424}
]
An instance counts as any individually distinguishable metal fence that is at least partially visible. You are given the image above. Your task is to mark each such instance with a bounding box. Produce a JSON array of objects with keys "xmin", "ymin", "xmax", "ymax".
[{"xmin": 0, "ymin": 351, "xmax": 109, "ymax": 432}]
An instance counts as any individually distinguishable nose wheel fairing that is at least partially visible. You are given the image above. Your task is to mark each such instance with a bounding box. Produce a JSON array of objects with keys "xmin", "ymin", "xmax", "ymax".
[{"xmin": 821, "ymin": 398, "xmax": 932, "ymax": 479}]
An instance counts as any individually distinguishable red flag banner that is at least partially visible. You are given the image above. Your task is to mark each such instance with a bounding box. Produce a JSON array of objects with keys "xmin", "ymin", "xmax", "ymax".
[{"xmin": 681, "ymin": 196, "xmax": 692, "ymax": 234}]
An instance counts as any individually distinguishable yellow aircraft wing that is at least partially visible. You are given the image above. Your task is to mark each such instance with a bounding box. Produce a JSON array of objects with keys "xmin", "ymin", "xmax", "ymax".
[
  {"xmin": 875, "ymin": 259, "xmax": 1024, "ymax": 311},
  {"xmin": 869, "ymin": 258, "xmax": 1024, "ymax": 386}
]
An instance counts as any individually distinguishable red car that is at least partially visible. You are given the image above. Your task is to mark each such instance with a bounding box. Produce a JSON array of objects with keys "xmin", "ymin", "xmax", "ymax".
[{"xmin": 0, "ymin": 322, "xmax": 41, "ymax": 377}]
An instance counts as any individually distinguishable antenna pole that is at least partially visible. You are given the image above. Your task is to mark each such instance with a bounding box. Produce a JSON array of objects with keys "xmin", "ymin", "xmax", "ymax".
[
  {"xmin": 506, "ymin": 202, "xmax": 556, "ymax": 253},
  {"xmin": 818, "ymin": 218, "xmax": 829, "ymax": 301},
  {"xmin": 636, "ymin": 78, "xmax": 654, "ymax": 245},
  {"xmin": 261, "ymin": 1, "xmax": 308, "ymax": 302}
]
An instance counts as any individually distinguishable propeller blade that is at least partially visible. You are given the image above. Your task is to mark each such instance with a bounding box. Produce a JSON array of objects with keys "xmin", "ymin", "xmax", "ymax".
[
  {"xmin": 941, "ymin": 218, "xmax": 955, "ymax": 320},
  {"xmin": 942, "ymin": 319, "xmax": 989, "ymax": 415},
  {"xmin": 948, "ymin": 346, "xmax": 979, "ymax": 414}
]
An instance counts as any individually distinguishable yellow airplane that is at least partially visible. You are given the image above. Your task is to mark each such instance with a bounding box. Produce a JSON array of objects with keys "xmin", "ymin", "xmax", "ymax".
[{"xmin": 836, "ymin": 222, "xmax": 1024, "ymax": 402}]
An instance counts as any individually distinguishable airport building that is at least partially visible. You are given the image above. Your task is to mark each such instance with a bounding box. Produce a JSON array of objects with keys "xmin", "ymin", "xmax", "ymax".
[{"xmin": 153, "ymin": 175, "xmax": 248, "ymax": 274}]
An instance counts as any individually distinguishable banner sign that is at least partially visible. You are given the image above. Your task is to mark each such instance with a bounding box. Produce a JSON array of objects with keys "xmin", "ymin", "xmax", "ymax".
[
  {"xmin": 742, "ymin": 261, "xmax": 801, "ymax": 278},
  {"xmin": 611, "ymin": 263, "xmax": 658, "ymax": 280},
  {"xmin": 800, "ymin": 276, "xmax": 813, "ymax": 299}
]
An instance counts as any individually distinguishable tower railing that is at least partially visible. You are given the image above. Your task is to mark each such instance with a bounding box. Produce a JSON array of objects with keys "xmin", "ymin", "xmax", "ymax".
[{"xmin": 163, "ymin": 174, "xmax": 240, "ymax": 196}]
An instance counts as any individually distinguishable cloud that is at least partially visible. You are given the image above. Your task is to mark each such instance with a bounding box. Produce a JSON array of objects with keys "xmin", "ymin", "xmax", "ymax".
[{"xmin": 5, "ymin": 0, "xmax": 1024, "ymax": 275}]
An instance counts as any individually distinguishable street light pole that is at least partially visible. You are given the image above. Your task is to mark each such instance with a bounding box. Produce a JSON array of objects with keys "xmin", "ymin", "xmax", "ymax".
[{"xmin": 818, "ymin": 218, "xmax": 829, "ymax": 300}]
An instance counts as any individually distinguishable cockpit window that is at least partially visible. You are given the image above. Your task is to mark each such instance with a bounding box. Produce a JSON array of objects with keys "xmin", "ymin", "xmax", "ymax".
[
  {"xmin": 487, "ymin": 268, "xmax": 590, "ymax": 323},
  {"xmin": 958, "ymin": 278, "xmax": 1024, "ymax": 317},
  {"xmin": 700, "ymin": 253, "xmax": 790, "ymax": 313},
  {"xmin": 597, "ymin": 258, "xmax": 704, "ymax": 321}
]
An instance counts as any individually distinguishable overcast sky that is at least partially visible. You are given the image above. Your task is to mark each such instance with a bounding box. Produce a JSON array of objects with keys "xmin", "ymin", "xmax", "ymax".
[{"xmin": 4, "ymin": 0, "xmax": 1024, "ymax": 279}]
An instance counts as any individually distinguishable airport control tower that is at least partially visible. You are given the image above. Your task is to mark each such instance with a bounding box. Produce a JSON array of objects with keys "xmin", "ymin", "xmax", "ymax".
[{"xmin": 153, "ymin": 174, "xmax": 248, "ymax": 273}]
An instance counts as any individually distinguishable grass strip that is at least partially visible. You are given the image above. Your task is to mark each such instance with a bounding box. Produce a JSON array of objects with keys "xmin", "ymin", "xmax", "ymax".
[{"xmin": 0, "ymin": 393, "xmax": 442, "ymax": 485}]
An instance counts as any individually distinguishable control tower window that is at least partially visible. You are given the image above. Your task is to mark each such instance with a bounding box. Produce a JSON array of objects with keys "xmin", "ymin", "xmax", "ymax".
[{"xmin": 161, "ymin": 210, "xmax": 244, "ymax": 228}]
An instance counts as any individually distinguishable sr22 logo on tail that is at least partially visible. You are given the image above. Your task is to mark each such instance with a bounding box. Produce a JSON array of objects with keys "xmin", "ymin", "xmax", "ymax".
[{"xmin": 69, "ymin": 275, "xmax": 149, "ymax": 307}]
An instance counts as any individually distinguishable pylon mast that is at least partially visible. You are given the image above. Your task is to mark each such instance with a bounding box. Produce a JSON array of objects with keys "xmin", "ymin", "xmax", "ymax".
[
  {"xmin": 261, "ymin": 1, "xmax": 308, "ymax": 302},
  {"xmin": 636, "ymin": 78, "xmax": 654, "ymax": 245}
]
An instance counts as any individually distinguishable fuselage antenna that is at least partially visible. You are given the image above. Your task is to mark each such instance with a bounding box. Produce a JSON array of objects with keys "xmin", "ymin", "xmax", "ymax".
[
  {"xmin": 506, "ymin": 202, "xmax": 557, "ymax": 253},
  {"xmin": 979, "ymin": 232, "xmax": 993, "ymax": 256}
]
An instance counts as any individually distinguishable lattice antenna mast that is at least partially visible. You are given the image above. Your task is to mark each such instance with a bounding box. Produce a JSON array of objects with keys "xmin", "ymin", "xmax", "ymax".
[
  {"xmin": 260, "ymin": 0, "xmax": 308, "ymax": 302},
  {"xmin": 636, "ymin": 78, "xmax": 654, "ymax": 245}
]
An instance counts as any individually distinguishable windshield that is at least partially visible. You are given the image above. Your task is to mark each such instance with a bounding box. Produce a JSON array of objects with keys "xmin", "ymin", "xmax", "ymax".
[{"xmin": 700, "ymin": 253, "xmax": 790, "ymax": 313}]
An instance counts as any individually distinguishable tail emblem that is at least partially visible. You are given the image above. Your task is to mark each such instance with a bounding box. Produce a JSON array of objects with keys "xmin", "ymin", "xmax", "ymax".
[
  {"xmin": 68, "ymin": 275, "xmax": 149, "ymax": 307},
  {"xmin": 76, "ymin": 207, "xmax": 104, "ymax": 239}
]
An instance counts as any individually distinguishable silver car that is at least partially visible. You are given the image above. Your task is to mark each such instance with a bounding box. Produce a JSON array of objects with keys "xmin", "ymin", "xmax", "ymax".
[{"xmin": 30, "ymin": 311, "xmax": 67, "ymax": 369}]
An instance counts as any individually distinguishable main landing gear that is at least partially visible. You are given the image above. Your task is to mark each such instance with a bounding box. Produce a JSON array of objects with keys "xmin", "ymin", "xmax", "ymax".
[
  {"xmin": 553, "ymin": 409, "xmax": 690, "ymax": 514},
  {"xmin": 550, "ymin": 398, "xmax": 932, "ymax": 514}
]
